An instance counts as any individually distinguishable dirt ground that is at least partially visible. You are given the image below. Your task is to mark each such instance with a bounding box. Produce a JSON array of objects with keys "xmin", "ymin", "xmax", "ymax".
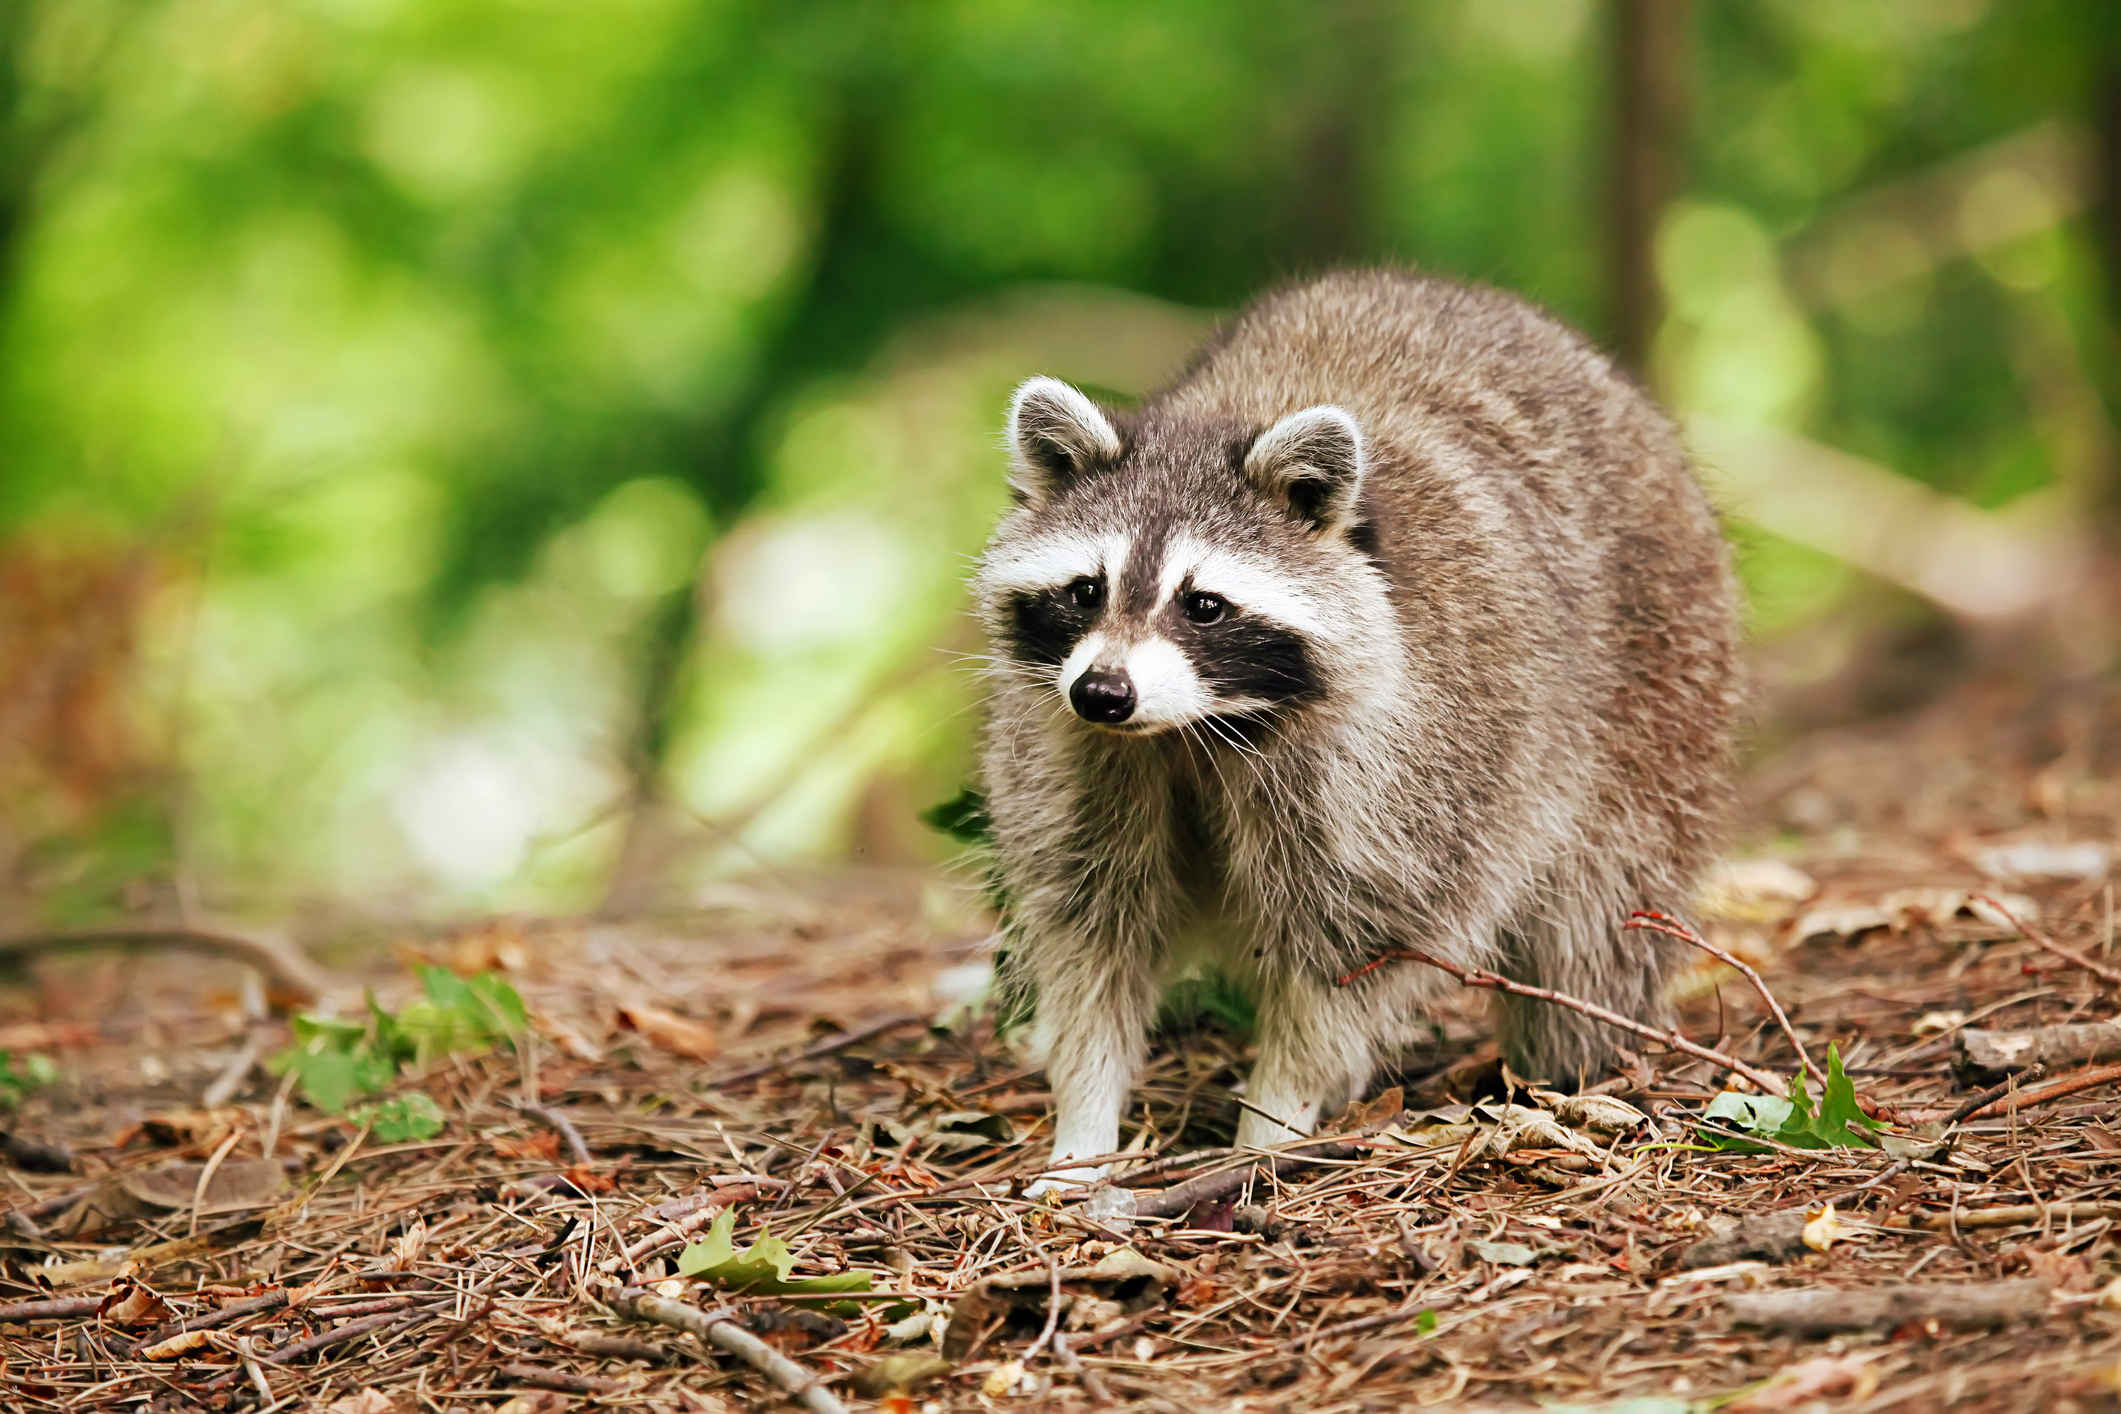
[{"xmin": 10, "ymin": 677, "xmax": 2121, "ymax": 1412}]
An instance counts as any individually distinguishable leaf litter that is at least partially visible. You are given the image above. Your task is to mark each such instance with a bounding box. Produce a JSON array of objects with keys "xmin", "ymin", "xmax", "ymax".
[{"xmin": 7, "ymin": 687, "xmax": 2121, "ymax": 1408}]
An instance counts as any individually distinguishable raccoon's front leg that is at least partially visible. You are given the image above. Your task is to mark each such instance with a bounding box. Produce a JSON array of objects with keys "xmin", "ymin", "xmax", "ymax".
[
  {"xmin": 1024, "ymin": 945, "xmax": 1160, "ymax": 1200},
  {"xmin": 1237, "ymin": 975, "xmax": 1384, "ymax": 1150}
]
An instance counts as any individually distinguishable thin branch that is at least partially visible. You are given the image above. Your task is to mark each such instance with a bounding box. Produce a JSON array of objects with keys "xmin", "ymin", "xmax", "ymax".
[
  {"xmin": 1964, "ymin": 1061, "xmax": 2121, "ymax": 1121},
  {"xmin": 1347, "ymin": 947, "xmax": 1785, "ymax": 1094},
  {"xmin": 0, "ymin": 924, "xmax": 326, "ymax": 1002},
  {"xmin": 1626, "ymin": 910, "xmax": 1821, "ymax": 1085},
  {"xmin": 1931, "ymin": 1066, "xmax": 2047, "ymax": 1127},
  {"xmin": 1974, "ymin": 892, "xmax": 2121, "ymax": 989},
  {"xmin": 613, "ymin": 1288, "xmax": 847, "ymax": 1414}
]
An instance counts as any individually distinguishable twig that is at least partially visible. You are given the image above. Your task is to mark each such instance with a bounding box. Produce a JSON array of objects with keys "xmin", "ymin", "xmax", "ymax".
[
  {"xmin": 1933, "ymin": 1067, "xmax": 2046, "ymax": 1126},
  {"xmin": 0, "ymin": 1296, "xmax": 102, "ymax": 1321},
  {"xmin": 613, "ymin": 1288, "xmax": 848, "ymax": 1414},
  {"xmin": 201, "ymin": 1029, "xmax": 267, "ymax": 1110},
  {"xmin": 713, "ymin": 1013, "xmax": 925, "ymax": 1086},
  {"xmin": 1342, "ymin": 948, "xmax": 1784, "ymax": 1093},
  {"xmin": 1627, "ymin": 911, "xmax": 1821, "ymax": 1084},
  {"xmin": 522, "ymin": 1104, "xmax": 594, "ymax": 1167},
  {"xmin": 261, "ymin": 1306, "xmax": 425, "ymax": 1364},
  {"xmin": 1272, "ymin": 1301, "xmax": 1433, "ymax": 1351},
  {"xmin": 1024, "ymin": 1255, "xmax": 1065, "ymax": 1362},
  {"xmin": 136, "ymin": 1288, "xmax": 290, "ymax": 1347},
  {"xmin": 1727, "ymin": 1278, "xmax": 2049, "ymax": 1333},
  {"xmin": 1132, "ymin": 1138, "xmax": 1366, "ymax": 1219},
  {"xmin": 1973, "ymin": 892, "xmax": 2121, "ymax": 989},
  {"xmin": 1963, "ymin": 1061, "xmax": 2121, "ymax": 1120},
  {"xmin": 189, "ymin": 1129, "xmax": 243, "ymax": 1236},
  {"xmin": 498, "ymin": 1362, "xmax": 627, "ymax": 1395},
  {"xmin": 0, "ymin": 924, "xmax": 326, "ymax": 1002},
  {"xmin": 1916, "ymin": 1201, "xmax": 2121, "ymax": 1231},
  {"xmin": 600, "ymin": 1185, "xmax": 759, "ymax": 1272}
]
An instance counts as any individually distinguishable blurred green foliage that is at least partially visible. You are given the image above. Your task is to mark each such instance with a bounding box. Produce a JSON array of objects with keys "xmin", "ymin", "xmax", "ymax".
[
  {"xmin": 0, "ymin": 0, "xmax": 2109, "ymax": 919},
  {"xmin": 270, "ymin": 965, "xmax": 524, "ymax": 1113}
]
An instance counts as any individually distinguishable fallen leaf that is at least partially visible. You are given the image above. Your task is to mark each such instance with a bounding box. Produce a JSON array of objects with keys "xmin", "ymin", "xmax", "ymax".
[
  {"xmin": 492, "ymin": 1132, "xmax": 563, "ymax": 1162},
  {"xmin": 1468, "ymin": 1239, "xmax": 1538, "ymax": 1267},
  {"xmin": 1698, "ymin": 858, "xmax": 1818, "ymax": 920},
  {"xmin": 121, "ymin": 1159, "xmax": 287, "ymax": 1212},
  {"xmin": 1726, "ymin": 1353, "xmax": 1879, "ymax": 1410},
  {"xmin": 1549, "ymin": 1093, "xmax": 1649, "ymax": 1135},
  {"xmin": 1801, "ymin": 1203, "xmax": 1842, "ymax": 1253},
  {"xmin": 617, "ymin": 1003, "xmax": 719, "ymax": 1060},
  {"xmin": 386, "ymin": 1217, "xmax": 426, "ymax": 1272},
  {"xmin": 323, "ymin": 1391, "xmax": 401, "ymax": 1414},
  {"xmin": 1913, "ymin": 1010, "xmax": 1969, "ymax": 1036},
  {"xmin": 97, "ymin": 1277, "xmax": 171, "ymax": 1326},
  {"xmin": 140, "ymin": 1329, "xmax": 217, "ymax": 1360}
]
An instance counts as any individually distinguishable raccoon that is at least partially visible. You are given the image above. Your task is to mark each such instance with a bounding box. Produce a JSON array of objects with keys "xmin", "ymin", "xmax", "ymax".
[{"xmin": 973, "ymin": 269, "xmax": 1740, "ymax": 1189}]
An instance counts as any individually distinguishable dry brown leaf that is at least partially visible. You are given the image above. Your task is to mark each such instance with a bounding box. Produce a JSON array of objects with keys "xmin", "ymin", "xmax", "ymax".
[
  {"xmin": 386, "ymin": 1217, "xmax": 427, "ymax": 1272},
  {"xmin": 1727, "ymin": 1353, "xmax": 1879, "ymax": 1410},
  {"xmin": 96, "ymin": 1277, "xmax": 171, "ymax": 1326},
  {"xmin": 617, "ymin": 1002, "xmax": 720, "ymax": 1060},
  {"xmin": 492, "ymin": 1131, "xmax": 563, "ymax": 1162},
  {"xmin": 323, "ymin": 1393, "xmax": 401, "ymax": 1414},
  {"xmin": 140, "ymin": 1329, "xmax": 218, "ymax": 1360},
  {"xmin": 121, "ymin": 1158, "xmax": 286, "ymax": 1212}
]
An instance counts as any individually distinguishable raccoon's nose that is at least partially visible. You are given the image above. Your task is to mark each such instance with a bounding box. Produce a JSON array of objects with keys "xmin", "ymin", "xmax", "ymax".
[{"xmin": 1069, "ymin": 668, "xmax": 1136, "ymax": 723}]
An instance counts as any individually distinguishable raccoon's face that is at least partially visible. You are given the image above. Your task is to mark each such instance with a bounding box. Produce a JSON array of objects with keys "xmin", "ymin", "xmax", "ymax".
[{"xmin": 977, "ymin": 376, "xmax": 1376, "ymax": 737}]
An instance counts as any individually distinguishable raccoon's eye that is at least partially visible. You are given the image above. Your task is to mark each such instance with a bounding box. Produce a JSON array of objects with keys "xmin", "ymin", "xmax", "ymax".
[
  {"xmin": 1182, "ymin": 591, "xmax": 1228, "ymax": 625},
  {"xmin": 1066, "ymin": 576, "xmax": 1104, "ymax": 610}
]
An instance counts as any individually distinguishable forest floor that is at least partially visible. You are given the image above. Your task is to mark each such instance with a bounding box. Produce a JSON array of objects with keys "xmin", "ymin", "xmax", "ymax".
[{"xmin": 10, "ymin": 678, "xmax": 2121, "ymax": 1412}]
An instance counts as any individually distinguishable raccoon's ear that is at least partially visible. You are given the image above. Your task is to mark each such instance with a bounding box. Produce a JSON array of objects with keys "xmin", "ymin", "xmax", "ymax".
[
  {"xmin": 1007, "ymin": 376, "xmax": 1122, "ymax": 503},
  {"xmin": 1244, "ymin": 405, "xmax": 1367, "ymax": 533}
]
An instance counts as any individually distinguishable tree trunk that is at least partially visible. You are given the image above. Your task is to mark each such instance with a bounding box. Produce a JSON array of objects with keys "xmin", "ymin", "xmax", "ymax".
[{"xmin": 1609, "ymin": 0, "xmax": 1691, "ymax": 377}]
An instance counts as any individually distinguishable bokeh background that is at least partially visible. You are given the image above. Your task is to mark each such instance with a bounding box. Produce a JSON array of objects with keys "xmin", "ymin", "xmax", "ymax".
[{"xmin": 0, "ymin": 0, "xmax": 2114, "ymax": 929}]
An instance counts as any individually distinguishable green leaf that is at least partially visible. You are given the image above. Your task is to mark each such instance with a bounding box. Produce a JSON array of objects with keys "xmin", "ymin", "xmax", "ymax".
[
  {"xmin": 1698, "ymin": 1045, "xmax": 1880, "ymax": 1152},
  {"xmin": 1784, "ymin": 1044, "xmax": 1881, "ymax": 1150},
  {"xmin": 919, "ymin": 788, "xmax": 992, "ymax": 846},
  {"xmin": 1414, "ymin": 1308, "xmax": 1438, "ymax": 1336},
  {"xmin": 351, "ymin": 1092, "xmax": 446, "ymax": 1143},
  {"xmin": 676, "ymin": 1209, "xmax": 873, "ymax": 1295}
]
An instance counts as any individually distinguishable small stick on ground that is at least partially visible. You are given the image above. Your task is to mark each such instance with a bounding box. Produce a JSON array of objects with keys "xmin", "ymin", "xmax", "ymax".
[
  {"xmin": 1933, "ymin": 1067, "xmax": 2046, "ymax": 1126},
  {"xmin": 0, "ymin": 1297, "xmax": 103, "ymax": 1322},
  {"xmin": 1974, "ymin": 892, "xmax": 2121, "ymax": 990},
  {"xmin": 613, "ymin": 1288, "xmax": 847, "ymax": 1414},
  {"xmin": 1627, "ymin": 910, "xmax": 1821, "ymax": 1085},
  {"xmin": 1727, "ymin": 1279, "xmax": 2050, "ymax": 1334},
  {"xmin": 1340, "ymin": 948, "xmax": 1784, "ymax": 1093},
  {"xmin": 1917, "ymin": 1201, "xmax": 2121, "ymax": 1230},
  {"xmin": 1964, "ymin": 1061, "xmax": 2121, "ymax": 1120},
  {"xmin": 498, "ymin": 1362, "xmax": 627, "ymax": 1395},
  {"xmin": 0, "ymin": 925, "xmax": 326, "ymax": 1002}
]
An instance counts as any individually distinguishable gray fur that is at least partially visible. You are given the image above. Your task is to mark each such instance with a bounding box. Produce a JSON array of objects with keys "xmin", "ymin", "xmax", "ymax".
[{"xmin": 973, "ymin": 269, "xmax": 1741, "ymax": 1184}]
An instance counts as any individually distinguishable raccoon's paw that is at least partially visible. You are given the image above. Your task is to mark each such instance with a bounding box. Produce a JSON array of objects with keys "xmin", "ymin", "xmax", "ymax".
[{"xmin": 1024, "ymin": 1166, "xmax": 1107, "ymax": 1204}]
